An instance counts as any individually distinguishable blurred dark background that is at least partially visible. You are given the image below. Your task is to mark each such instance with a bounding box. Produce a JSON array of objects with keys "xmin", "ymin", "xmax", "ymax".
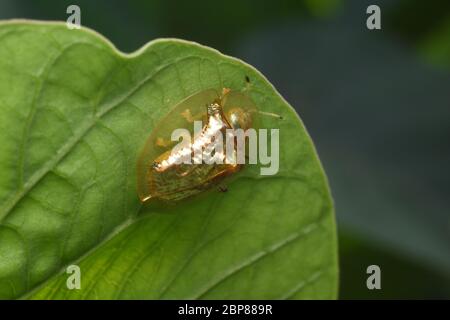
[{"xmin": 1, "ymin": 0, "xmax": 449, "ymax": 299}]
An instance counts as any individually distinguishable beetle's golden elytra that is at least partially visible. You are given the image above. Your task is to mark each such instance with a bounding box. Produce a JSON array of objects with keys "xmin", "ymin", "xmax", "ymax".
[{"xmin": 137, "ymin": 87, "xmax": 273, "ymax": 203}]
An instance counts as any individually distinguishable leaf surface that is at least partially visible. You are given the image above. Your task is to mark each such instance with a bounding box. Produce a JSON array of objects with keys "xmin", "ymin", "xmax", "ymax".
[{"xmin": 0, "ymin": 21, "xmax": 337, "ymax": 299}]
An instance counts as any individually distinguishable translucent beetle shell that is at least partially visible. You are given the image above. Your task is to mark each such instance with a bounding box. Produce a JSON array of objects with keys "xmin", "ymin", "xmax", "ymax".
[{"xmin": 137, "ymin": 88, "xmax": 260, "ymax": 203}]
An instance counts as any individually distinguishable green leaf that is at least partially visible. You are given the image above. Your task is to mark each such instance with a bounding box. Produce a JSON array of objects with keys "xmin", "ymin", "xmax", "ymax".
[{"xmin": 0, "ymin": 20, "xmax": 337, "ymax": 299}]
